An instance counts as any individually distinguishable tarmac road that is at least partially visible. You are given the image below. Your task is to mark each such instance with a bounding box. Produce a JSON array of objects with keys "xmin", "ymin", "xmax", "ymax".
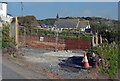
[{"xmin": 2, "ymin": 56, "xmax": 48, "ymax": 79}]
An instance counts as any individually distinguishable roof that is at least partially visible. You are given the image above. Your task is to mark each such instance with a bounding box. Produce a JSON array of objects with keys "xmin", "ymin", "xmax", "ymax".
[
  {"xmin": 54, "ymin": 19, "xmax": 78, "ymax": 28},
  {"xmin": 7, "ymin": 14, "xmax": 13, "ymax": 17},
  {"xmin": 0, "ymin": 2, "xmax": 7, "ymax": 4},
  {"xmin": 78, "ymin": 21, "xmax": 88, "ymax": 28},
  {"xmin": 54, "ymin": 19, "xmax": 89, "ymax": 28}
]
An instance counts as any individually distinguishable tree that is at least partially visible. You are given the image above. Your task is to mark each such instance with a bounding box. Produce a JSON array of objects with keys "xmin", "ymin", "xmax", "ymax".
[
  {"xmin": 90, "ymin": 22, "xmax": 100, "ymax": 34},
  {"xmin": 18, "ymin": 16, "xmax": 39, "ymax": 27}
]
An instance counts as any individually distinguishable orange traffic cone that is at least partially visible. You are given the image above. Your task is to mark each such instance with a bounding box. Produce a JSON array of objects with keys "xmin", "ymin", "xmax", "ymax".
[{"xmin": 84, "ymin": 52, "xmax": 90, "ymax": 69}]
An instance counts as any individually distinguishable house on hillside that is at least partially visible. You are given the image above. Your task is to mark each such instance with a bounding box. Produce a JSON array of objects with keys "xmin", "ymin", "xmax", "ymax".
[
  {"xmin": 54, "ymin": 19, "xmax": 77, "ymax": 31},
  {"xmin": 0, "ymin": 2, "xmax": 13, "ymax": 24},
  {"xmin": 40, "ymin": 25, "xmax": 55, "ymax": 31},
  {"xmin": 54, "ymin": 19, "xmax": 91, "ymax": 32}
]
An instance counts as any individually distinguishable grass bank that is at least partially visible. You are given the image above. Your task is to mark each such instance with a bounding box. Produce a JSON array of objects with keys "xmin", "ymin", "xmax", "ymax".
[{"xmin": 89, "ymin": 43, "xmax": 119, "ymax": 78}]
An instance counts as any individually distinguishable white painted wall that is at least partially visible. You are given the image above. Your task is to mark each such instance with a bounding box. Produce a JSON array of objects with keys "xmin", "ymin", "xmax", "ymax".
[
  {"xmin": 0, "ymin": 3, "xmax": 7, "ymax": 17},
  {"xmin": 0, "ymin": 3, "xmax": 13, "ymax": 24},
  {"xmin": 86, "ymin": 25, "xmax": 91, "ymax": 29},
  {"xmin": 1, "ymin": 16, "xmax": 12, "ymax": 23}
]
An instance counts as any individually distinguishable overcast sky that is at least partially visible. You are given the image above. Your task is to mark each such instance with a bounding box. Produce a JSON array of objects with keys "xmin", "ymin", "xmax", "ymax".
[{"xmin": 7, "ymin": 2, "xmax": 118, "ymax": 20}]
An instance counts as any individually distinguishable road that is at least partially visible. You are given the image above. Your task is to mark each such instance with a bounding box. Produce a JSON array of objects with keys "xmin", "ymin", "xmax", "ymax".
[{"xmin": 2, "ymin": 56, "xmax": 48, "ymax": 79}]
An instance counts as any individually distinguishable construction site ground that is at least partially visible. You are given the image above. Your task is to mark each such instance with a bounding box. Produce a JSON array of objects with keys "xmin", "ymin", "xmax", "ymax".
[
  {"xmin": 3, "ymin": 48, "xmax": 110, "ymax": 79},
  {"xmin": 19, "ymin": 48, "xmax": 89, "ymax": 79}
]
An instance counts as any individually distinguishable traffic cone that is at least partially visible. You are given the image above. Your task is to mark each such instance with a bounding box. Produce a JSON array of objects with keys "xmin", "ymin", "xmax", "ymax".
[{"xmin": 84, "ymin": 52, "xmax": 90, "ymax": 69}]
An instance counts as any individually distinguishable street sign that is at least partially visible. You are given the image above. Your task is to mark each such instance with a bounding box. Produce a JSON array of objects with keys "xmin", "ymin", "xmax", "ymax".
[{"xmin": 40, "ymin": 37, "xmax": 44, "ymax": 41}]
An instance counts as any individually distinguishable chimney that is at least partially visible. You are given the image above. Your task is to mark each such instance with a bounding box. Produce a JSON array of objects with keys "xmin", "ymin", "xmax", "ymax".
[{"xmin": 56, "ymin": 13, "xmax": 59, "ymax": 21}]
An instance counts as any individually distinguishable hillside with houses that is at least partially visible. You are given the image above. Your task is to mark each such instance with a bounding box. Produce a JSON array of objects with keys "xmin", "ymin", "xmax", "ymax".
[
  {"xmin": 16, "ymin": 15, "xmax": 119, "ymax": 44},
  {"xmin": 0, "ymin": 2, "xmax": 120, "ymax": 80}
]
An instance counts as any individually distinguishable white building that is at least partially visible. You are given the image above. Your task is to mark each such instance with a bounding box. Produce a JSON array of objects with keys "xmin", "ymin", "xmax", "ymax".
[
  {"xmin": 0, "ymin": 2, "xmax": 7, "ymax": 17},
  {"xmin": 54, "ymin": 19, "xmax": 91, "ymax": 32},
  {"xmin": 0, "ymin": 2, "xmax": 13, "ymax": 24}
]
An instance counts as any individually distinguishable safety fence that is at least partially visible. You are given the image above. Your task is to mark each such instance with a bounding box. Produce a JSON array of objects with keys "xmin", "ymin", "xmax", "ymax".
[
  {"xmin": 10, "ymin": 18, "xmax": 92, "ymax": 51},
  {"xmin": 18, "ymin": 34, "xmax": 91, "ymax": 50}
]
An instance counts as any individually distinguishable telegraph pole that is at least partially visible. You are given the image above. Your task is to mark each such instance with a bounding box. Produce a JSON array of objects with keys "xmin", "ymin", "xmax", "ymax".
[
  {"xmin": 55, "ymin": 25, "xmax": 58, "ymax": 52},
  {"xmin": 21, "ymin": 1, "xmax": 26, "ymax": 54},
  {"xmin": 21, "ymin": 1, "xmax": 26, "ymax": 47},
  {"xmin": 55, "ymin": 13, "xmax": 59, "ymax": 52},
  {"xmin": 21, "ymin": 2, "xmax": 23, "ymax": 17}
]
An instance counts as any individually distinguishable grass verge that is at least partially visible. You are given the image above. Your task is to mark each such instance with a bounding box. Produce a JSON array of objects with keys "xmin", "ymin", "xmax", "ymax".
[{"xmin": 90, "ymin": 43, "xmax": 118, "ymax": 78}]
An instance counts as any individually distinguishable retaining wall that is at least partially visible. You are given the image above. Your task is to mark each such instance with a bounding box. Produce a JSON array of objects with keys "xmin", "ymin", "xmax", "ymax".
[{"xmin": 18, "ymin": 35, "xmax": 91, "ymax": 50}]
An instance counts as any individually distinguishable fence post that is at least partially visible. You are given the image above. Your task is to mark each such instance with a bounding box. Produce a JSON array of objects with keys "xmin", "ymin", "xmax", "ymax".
[
  {"xmin": 95, "ymin": 32, "xmax": 98, "ymax": 45},
  {"xmin": 100, "ymin": 34, "xmax": 102, "ymax": 44},
  {"xmin": 92, "ymin": 35, "xmax": 95, "ymax": 47},
  {"xmin": 15, "ymin": 16, "xmax": 18, "ymax": 49},
  {"xmin": 9, "ymin": 18, "xmax": 13, "ymax": 39},
  {"xmin": 24, "ymin": 25, "xmax": 26, "ymax": 47}
]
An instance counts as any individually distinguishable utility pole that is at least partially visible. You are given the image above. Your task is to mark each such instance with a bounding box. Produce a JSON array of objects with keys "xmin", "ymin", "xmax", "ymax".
[
  {"xmin": 21, "ymin": 1, "xmax": 26, "ymax": 53},
  {"xmin": 55, "ymin": 13, "xmax": 59, "ymax": 52},
  {"xmin": 21, "ymin": 2, "xmax": 23, "ymax": 17},
  {"xmin": 55, "ymin": 25, "xmax": 58, "ymax": 52},
  {"xmin": 21, "ymin": 1, "xmax": 25, "ymax": 47}
]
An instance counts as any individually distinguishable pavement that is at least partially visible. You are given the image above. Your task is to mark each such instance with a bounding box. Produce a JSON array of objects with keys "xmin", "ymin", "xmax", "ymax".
[{"xmin": 2, "ymin": 56, "xmax": 48, "ymax": 79}]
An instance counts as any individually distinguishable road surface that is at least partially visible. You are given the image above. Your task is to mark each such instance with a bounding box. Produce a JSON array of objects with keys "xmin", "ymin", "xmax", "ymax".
[{"xmin": 2, "ymin": 56, "xmax": 48, "ymax": 79}]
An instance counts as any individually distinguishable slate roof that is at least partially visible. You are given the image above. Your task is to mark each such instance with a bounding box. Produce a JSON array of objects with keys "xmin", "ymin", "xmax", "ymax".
[
  {"xmin": 54, "ymin": 19, "xmax": 89, "ymax": 28},
  {"xmin": 78, "ymin": 22, "xmax": 88, "ymax": 28},
  {"xmin": 54, "ymin": 19, "xmax": 78, "ymax": 28}
]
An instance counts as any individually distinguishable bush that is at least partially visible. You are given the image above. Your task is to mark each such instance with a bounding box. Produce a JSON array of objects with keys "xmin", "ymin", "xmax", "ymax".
[
  {"xmin": 91, "ymin": 43, "xmax": 119, "ymax": 78},
  {"xmin": 2, "ymin": 26, "xmax": 17, "ymax": 49},
  {"xmin": 2, "ymin": 26, "xmax": 11, "ymax": 48}
]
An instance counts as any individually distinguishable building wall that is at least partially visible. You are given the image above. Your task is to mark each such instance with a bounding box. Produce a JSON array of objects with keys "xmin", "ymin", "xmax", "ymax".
[
  {"xmin": 0, "ymin": 3, "xmax": 13, "ymax": 24},
  {"xmin": 0, "ymin": 3, "xmax": 7, "ymax": 17}
]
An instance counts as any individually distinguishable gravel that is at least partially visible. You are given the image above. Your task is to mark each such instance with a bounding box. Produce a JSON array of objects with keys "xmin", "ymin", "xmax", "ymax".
[{"xmin": 19, "ymin": 48, "xmax": 88, "ymax": 79}]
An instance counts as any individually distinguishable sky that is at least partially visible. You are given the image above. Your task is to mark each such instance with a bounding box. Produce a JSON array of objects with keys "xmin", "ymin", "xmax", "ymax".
[
  {"xmin": 1, "ymin": 0, "xmax": 119, "ymax": 2},
  {"xmin": 7, "ymin": 2, "xmax": 118, "ymax": 20}
]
